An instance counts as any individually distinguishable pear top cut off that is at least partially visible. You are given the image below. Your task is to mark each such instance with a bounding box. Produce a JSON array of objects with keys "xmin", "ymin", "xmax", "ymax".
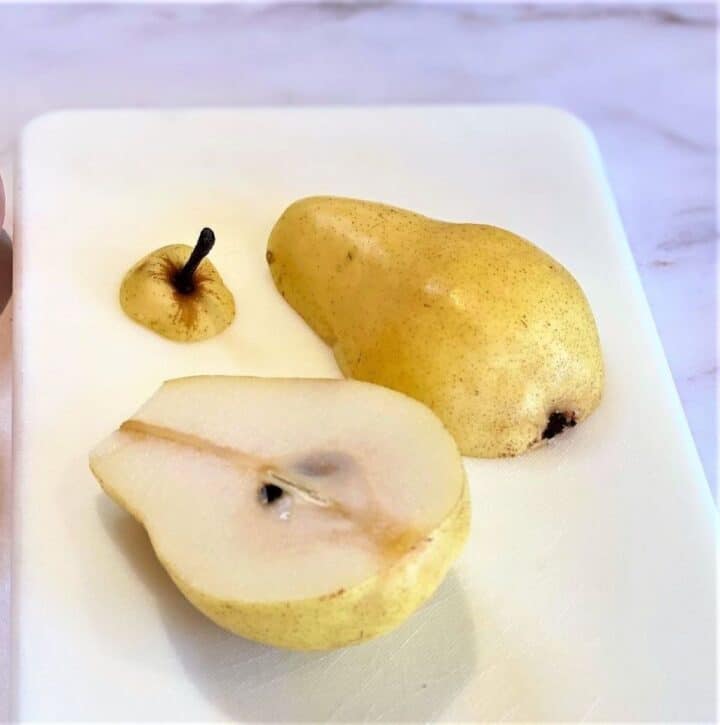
[{"xmin": 120, "ymin": 227, "xmax": 235, "ymax": 342}]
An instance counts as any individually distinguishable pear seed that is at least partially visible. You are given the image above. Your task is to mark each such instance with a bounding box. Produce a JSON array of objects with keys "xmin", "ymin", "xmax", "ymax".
[{"xmin": 258, "ymin": 483, "xmax": 284, "ymax": 504}]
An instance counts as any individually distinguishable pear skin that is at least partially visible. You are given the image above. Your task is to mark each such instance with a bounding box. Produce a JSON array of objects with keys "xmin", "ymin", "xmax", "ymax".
[{"xmin": 267, "ymin": 197, "xmax": 603, "ymax": 458}]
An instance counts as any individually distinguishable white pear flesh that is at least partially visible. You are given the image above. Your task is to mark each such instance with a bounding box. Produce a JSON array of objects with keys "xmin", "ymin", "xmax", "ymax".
[{"xmin": 89, "ymin": 376, "xmax": 470, "ymax": 650}]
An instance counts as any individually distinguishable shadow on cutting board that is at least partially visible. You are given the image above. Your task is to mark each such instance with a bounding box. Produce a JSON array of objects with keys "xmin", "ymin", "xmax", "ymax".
[{"xmin": 98, "ymin": 495, "xmax": 478, "ymax": 721}]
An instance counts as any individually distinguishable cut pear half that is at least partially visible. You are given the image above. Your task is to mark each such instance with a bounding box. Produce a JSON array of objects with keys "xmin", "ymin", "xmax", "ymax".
[{"xmin": 90, "ymin": 376, "xmax": 470, "ymax": 650}]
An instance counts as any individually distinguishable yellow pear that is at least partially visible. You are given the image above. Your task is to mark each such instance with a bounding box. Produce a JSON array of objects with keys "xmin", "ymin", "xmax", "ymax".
[
  {"xmin": 90, "ymin": 376, "xmax": 470, "ymax": 650},
  {"xmin": 120, "ymin": 227, "xmax": 235, "ymax": 342},
  {"xmin": 267, "ymin": 197, "xmax": 603, "ymax": 457}
]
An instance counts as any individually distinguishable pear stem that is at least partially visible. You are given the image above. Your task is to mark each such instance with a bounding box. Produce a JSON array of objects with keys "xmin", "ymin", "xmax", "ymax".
[{"xmin": 173, "ymin": 227, "xmax": 215, "ymax": 294}]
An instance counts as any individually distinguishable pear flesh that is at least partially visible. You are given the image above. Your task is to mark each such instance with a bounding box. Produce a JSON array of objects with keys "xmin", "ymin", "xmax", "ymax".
[
  {"xmin": 120, "ymin": 228, "xmax": 235, "ymax": 342},
  {"xmin": 90, "ymin": 376, "xmax": 470, "ymax": 650},
  {"xmin": 267, "ymin": 197, "xmax": 604, "ymax": 458}
]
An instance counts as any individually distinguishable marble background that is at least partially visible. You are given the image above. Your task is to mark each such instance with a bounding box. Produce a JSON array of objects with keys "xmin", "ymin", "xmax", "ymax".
[
  {"xmin": 0, "ymin": 2, "xmax": 715, "ymax": 486},
  {"xmin": 0, "ymin": 2, "xmax": 716, "ymax": 717}
]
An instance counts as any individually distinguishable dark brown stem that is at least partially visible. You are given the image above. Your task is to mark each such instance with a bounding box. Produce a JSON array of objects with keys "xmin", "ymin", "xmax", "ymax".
[{"xmin": 173, "ymin": 227, "xmax": 215, "ymax": 294}]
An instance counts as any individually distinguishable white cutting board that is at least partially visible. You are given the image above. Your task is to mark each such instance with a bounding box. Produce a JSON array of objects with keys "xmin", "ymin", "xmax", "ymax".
[{"xmin": 13, "ymin": 107, "xmax": 716, "ymax": 721}]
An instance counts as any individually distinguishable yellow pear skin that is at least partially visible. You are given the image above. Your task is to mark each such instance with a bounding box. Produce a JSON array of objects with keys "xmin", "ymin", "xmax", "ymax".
[{"xmin": 267, "ymin": 197, "xmax": 604, "ymax": 458}]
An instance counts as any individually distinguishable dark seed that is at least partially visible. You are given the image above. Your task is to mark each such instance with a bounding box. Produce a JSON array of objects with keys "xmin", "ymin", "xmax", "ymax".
[
  {"xmin": 266, "ymin": 250, "xmax": 275, "ymax": 265},
  {"xmin": 258, "ymin": 483, "xmax": 284, "ymax": 504}
]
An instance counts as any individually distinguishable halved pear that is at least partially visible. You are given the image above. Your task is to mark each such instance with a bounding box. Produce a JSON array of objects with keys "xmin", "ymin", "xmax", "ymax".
[
  {"xmin": 89, "ymin": 376, "xmax": 470, "ymax": 650},
  {"xmin": 120, "ymin": 227, "xmax": 235, "ymax": 342}
]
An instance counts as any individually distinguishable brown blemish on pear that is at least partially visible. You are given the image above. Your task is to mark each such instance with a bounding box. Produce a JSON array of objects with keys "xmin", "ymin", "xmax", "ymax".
[{"xmin": 542, "ymin": 411, "xmax": 577, "ymax": 440}]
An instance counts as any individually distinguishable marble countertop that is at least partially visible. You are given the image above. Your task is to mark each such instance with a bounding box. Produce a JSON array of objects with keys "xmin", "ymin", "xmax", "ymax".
[{"xmin": 0, "ymin": 2, "xmax": 715, "ymax": 717}]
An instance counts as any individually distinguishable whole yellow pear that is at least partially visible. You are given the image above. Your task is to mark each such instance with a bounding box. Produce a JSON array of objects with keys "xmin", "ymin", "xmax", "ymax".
[{"xmin": 267, "ymin": 197, "xmax": 604, "ymax": 457}]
